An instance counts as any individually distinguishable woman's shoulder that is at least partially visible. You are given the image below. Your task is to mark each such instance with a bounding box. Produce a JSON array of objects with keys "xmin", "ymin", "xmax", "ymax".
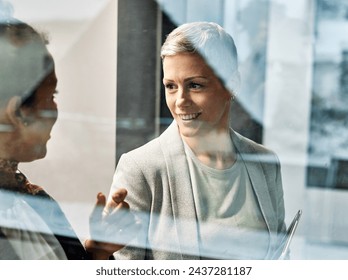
[
  {"xmin": 121, "ymin": 121, "xmax": 180, "ymax": 164},
  {"xmin": 122, "ymin": 136, "xmax": 162, "ymax": 160},
  {"xmin": 232, "ymin": 129, "xmax": 280, "ymax": 165}
]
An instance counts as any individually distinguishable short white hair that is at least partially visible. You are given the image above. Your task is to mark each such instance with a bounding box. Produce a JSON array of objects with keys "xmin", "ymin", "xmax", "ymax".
[{"xmin": 161, "ymin": 21, "xmax": 241, "ymax": 95}]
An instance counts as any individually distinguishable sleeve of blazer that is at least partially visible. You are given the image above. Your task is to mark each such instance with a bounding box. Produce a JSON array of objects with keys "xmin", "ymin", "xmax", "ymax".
[{"xmin": 109, "ymin": 152, "xmax": 152, "ymax": 260}]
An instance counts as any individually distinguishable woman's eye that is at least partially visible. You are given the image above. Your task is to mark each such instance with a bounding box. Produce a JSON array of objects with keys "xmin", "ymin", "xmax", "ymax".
[
  {"xmin": 189, "ymin": 82, "xmax": 202, "ymax": 89},
  {"xmin": 164, "ymin": 83, "xmax": 176, "ymax": 90}
]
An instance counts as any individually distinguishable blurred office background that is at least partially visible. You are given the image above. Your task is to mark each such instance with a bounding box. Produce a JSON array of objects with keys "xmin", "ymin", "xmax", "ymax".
[{"xmin": 10, "ymin": 0, "xmax": 348, "ymax": 259}]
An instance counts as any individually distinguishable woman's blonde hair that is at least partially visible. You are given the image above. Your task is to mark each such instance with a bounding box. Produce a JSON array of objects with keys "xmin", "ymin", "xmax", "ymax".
[{"xmin": 161, "ymin": 21, "xmax": 241, "ymax": 95}]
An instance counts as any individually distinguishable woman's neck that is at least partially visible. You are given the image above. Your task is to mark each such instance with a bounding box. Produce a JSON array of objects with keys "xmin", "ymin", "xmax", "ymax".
[{"xmin": 183, "ymin": 129, "xmax": 236, "ymax": 170}]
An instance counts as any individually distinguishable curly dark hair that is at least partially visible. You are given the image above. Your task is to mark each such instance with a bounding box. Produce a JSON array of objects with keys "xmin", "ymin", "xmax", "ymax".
[{"xmin": 0, "ymin": 14, "xmax": 53, "ymax": 108}]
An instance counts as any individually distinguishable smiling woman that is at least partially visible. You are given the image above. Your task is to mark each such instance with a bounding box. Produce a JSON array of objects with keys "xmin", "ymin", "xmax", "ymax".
[
  {"xmin": 163, "ymin": 53, "xmax": 232, "ymax": 152},
  {"xmin": 107, "ymin": 21, "xmax": 287, "ymax": 260}
]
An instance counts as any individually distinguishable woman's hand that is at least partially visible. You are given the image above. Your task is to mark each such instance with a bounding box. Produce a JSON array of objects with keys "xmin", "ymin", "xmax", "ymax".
[{"xmin": 85, "ymin": 188, "xmax": 140, "ymax": 259}]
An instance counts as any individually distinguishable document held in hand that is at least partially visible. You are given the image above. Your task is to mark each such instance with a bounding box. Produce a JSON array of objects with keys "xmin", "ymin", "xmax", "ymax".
[{"xmin": 272, "ymin": 209, "xmax": 302, "ymax": 260}]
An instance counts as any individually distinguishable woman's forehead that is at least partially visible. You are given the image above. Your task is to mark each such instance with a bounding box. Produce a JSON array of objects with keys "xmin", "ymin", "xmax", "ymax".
[{"xmin": 163, "ymin": 53, "xmax": 217, "ymax": 78}]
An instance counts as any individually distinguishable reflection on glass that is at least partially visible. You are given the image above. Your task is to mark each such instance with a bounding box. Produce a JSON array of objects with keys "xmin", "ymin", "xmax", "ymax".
[{"xmin": 307, "ymin": 0, "xmax": 348, "ymax": 189}]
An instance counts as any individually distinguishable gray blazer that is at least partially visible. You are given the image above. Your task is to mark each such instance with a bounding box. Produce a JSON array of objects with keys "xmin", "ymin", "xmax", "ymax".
[{"xmin": 110, "ymin": 121, "xmax": 286, "ymax": 260}]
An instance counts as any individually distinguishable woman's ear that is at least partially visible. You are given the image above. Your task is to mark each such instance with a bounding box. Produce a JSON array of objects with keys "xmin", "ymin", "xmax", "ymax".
[{"xmin": 6, "ymin": 96, "xmax": 25, "ymax": 127}]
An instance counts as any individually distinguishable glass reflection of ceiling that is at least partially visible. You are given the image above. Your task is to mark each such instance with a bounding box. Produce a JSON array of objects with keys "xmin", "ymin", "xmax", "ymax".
[
  {"xmin": 10, "ymin": 0, "xmax": 109, "ymax": 21},
  {"xmin": 6, "ymin": 0, "xmax": 112, "ymax": 60}
]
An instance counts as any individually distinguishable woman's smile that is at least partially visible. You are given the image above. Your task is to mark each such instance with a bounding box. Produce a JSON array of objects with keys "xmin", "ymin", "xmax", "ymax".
[{"xmin": 178, "ymin": 112, "xmax": 202, "ymax": 121}]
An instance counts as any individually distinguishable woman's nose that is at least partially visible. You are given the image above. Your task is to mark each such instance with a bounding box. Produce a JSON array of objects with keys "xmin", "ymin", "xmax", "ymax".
[{"xmin": 175, "ymin": 87, "xmax": 192, "ymax": 108}]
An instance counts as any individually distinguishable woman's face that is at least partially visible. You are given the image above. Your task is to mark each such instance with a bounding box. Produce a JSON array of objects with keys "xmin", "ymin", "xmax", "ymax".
[
  {"xmin": 163, "ymin": 52, "xmax": 231, "ymax": 139},
  {"xmin": 18, "ymin": 70, "xmax": 58, "ymax": 161}
]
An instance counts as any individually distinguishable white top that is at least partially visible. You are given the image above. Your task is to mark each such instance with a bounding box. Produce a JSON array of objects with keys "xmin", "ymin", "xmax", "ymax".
[
  {"xmin": 0, "ymin": 193, "xmax": 67, "ymax": 260},
  {"xmin": 183, "ymin": 141, "xmax": 269, "ymax": 259}
]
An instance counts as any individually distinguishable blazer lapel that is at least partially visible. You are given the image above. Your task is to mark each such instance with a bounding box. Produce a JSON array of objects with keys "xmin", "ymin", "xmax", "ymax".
[
  {"xmin": 159, "ymin": 121, "xmax": 200, "ymax": 259},
  {"xmin": 231, "ymin": 130, "xmax": 278, "ymax": 254}
]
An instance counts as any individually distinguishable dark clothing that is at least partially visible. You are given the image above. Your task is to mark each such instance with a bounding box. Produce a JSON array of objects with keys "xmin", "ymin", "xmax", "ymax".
[{"xmin": 0, "ymin": 159, "xmax": 90, "ymax": 260}]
